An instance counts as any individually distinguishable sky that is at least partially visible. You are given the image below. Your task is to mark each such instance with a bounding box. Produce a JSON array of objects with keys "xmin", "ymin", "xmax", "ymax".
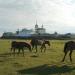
[{"xmin": 0, "ymin": 0, "xmax": 75, "ymax": 36}]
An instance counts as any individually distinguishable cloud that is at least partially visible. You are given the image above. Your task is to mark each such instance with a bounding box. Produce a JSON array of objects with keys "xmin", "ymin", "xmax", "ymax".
[{"xmin": 0, "ymin": 0, "xmax": 75, "ymax": 36}]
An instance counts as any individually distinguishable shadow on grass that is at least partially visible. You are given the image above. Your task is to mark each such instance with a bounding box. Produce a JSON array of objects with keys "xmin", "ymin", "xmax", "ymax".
[
  {"xmin": 0, "ymin": 52, "xmax": 11, "ymax": 57},
  {"xmin": 30, "ymin": 55, "xmax": 39, "ymax": 58},
  {"xmin": 0, "ymin": 52, "xmax": 25, "ymax": 57},
  {"xmin": 0, "ymin": 52, "xmax": 12, "ymax": 62},
  {"xmin": 18, "ymin": 64, "xmax": 75, "ymax": 75}
]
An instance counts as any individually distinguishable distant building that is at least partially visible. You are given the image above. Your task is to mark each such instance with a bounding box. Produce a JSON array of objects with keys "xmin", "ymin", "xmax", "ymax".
[
  {"xmin": 16, "ymin": 22, "xmax": 46, "ymax": 37},
  {"xmin": 2, "ymin": 32, "xmax": 15, "ymax": 38},
  {"xmin": 16, "ymin": 28, "xmax": 34, "ymax": 37},
  {"xmin": 35, "ymin": 22, "xmax": 46, "ymax": 34},
  {"xmin": 2, "ymin": 22, "xmax": 47, "ymax": 38}
]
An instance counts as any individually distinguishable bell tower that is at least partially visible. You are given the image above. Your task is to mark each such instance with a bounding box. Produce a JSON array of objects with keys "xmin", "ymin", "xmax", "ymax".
[
  {"xmin": 35, "ymin": 21, "xmax": 38, "ymax": 29},
  {"xmin": 35, "ymin": 20, "xmax": 38, "ymax": 34}
]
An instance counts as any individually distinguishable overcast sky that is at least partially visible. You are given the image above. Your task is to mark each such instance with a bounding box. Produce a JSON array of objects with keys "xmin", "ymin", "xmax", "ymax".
[{"xmin": 0, "ymin": 0, "xmax": 75, "ymax": 36}]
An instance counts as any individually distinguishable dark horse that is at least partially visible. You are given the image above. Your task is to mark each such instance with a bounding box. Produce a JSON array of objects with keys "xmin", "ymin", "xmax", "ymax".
[
  {"xmin": 11, "ymin": 41, "xmax": 31, "ymax": 56},
  {"xmin": 62, "ymin": 41, "xmax": 75, "ymax": 62},
  {"xmin": 30, "ymin": 38, "xmax": 39, "ymax": 52},
  {"xmin": 30, "ymin": 38, "xmax": 50, "ymax": 52}
]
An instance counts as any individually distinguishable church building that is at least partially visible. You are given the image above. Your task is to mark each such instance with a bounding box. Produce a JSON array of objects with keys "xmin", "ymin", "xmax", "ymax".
[{"xmin": 35, "ymin": 22, "xmax": 46, "ymax": 34}]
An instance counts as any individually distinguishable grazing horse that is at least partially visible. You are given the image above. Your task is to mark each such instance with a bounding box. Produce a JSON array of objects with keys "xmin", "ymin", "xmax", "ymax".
[
  {"xmin": 30, "ymin": 38, "xmax": 50, "ymax": 52},
  {"xmin": 11, "ymin": 41, "xmax": 31, "ymax": 56},
  {"xmin": 40, "ymin": 40, "xmax": 50, "ymax": 52},
  {"xmin": 62, "ymin": 41, "xmax": 75, "ymax": 62}
]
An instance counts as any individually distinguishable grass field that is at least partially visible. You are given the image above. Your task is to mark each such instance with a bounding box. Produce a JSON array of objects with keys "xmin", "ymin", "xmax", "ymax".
[{"xmin": 0, "ymin": 39, "xmax": 75, "ymax": 75}]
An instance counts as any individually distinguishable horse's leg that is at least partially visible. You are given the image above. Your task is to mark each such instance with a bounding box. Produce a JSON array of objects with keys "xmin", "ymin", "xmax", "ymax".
[
  {"xmin": 40, "ymin": 44, "xmax": 44, "ymax": 52},
  {"xmin": 69, "ymin": 50, "xmax": 72, "ymax": 62},
  {"xmin": 40, "ymin": 45, "xmax": 46, "ymax": 52},
  {"xmin": 18, "ymin": 49, "xmax": 20, "ymax": 56},
  {"xmin": 40, "ymin": 45, "xmax": 43, "ymax": 52},
  {"xmin": 22, "ymin": 48, "xmax": 24, "ymax": 56},
  {"xmin": 48, "ymin": 42, "xmax": 50, "ymax": 48},
  {"xmin": 35, "ymin": 45, "xmax": 37, "ymax": 52},
  {"xmin": 44, "ymin": 46, "xmax": 46, "ymax": 52},
  {"xmin": 13, "ymin": 48, "xmax": 15, "ymax": 56},
  {"xmin": 32, "ymin": 45, "xmax": 34, "ymax": 51},
  {"xmin": 29, "ymin": 47, "xmax": 32, "ymax": 52},
  {"xmin": 62, "ymin": 51, "xmax": 67, "ymax": 62}
]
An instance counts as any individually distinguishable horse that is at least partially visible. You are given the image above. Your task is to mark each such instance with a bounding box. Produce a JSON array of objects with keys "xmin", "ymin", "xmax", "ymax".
[
  {"xmin": 40, "ymin": 40, "xmax": 50, "ymax": 52},
  {"xmin": 30, "ymin": 38, "xmax": 39, "ymax": 52},
  {"xmin": 30, "ymin": 38, "xmax": 50, "ymax": 52},
  {"xmin": 11, "ymin": 41, "xmax": 32, "ymax": 56},
  {"xmin": 62, "ymin": 41, "xmax": 75, "ymax": 62}
]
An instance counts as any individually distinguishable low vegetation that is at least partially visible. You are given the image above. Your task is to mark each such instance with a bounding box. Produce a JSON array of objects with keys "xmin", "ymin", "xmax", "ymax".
[{"xmin": 0, "ymin": 39, "xmax": 75, "ymax": 75}]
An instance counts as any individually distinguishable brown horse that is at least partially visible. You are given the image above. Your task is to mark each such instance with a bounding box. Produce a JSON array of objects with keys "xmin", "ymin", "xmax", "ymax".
[
  {"xmin": 30, "ymin": 38, "xmax": 50, "ymax": 52},
  {"xmin": 62, "ymin": 41, "xmax": 75, "ymax": 62},
  {"xmin": 11, "ymin": 41, "xmax": 32, "ymax": 56}
]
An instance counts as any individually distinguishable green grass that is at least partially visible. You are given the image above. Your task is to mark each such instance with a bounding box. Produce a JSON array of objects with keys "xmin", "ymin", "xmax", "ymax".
[{"xmin": 0, "ymin": 39, "xmax": 75, "ymax": 75}]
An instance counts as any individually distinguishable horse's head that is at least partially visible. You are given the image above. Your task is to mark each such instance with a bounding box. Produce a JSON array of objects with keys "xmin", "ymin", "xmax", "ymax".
[{"xmin": 45, "ymin": 41, "xmax": 50, "ymax": 46}]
